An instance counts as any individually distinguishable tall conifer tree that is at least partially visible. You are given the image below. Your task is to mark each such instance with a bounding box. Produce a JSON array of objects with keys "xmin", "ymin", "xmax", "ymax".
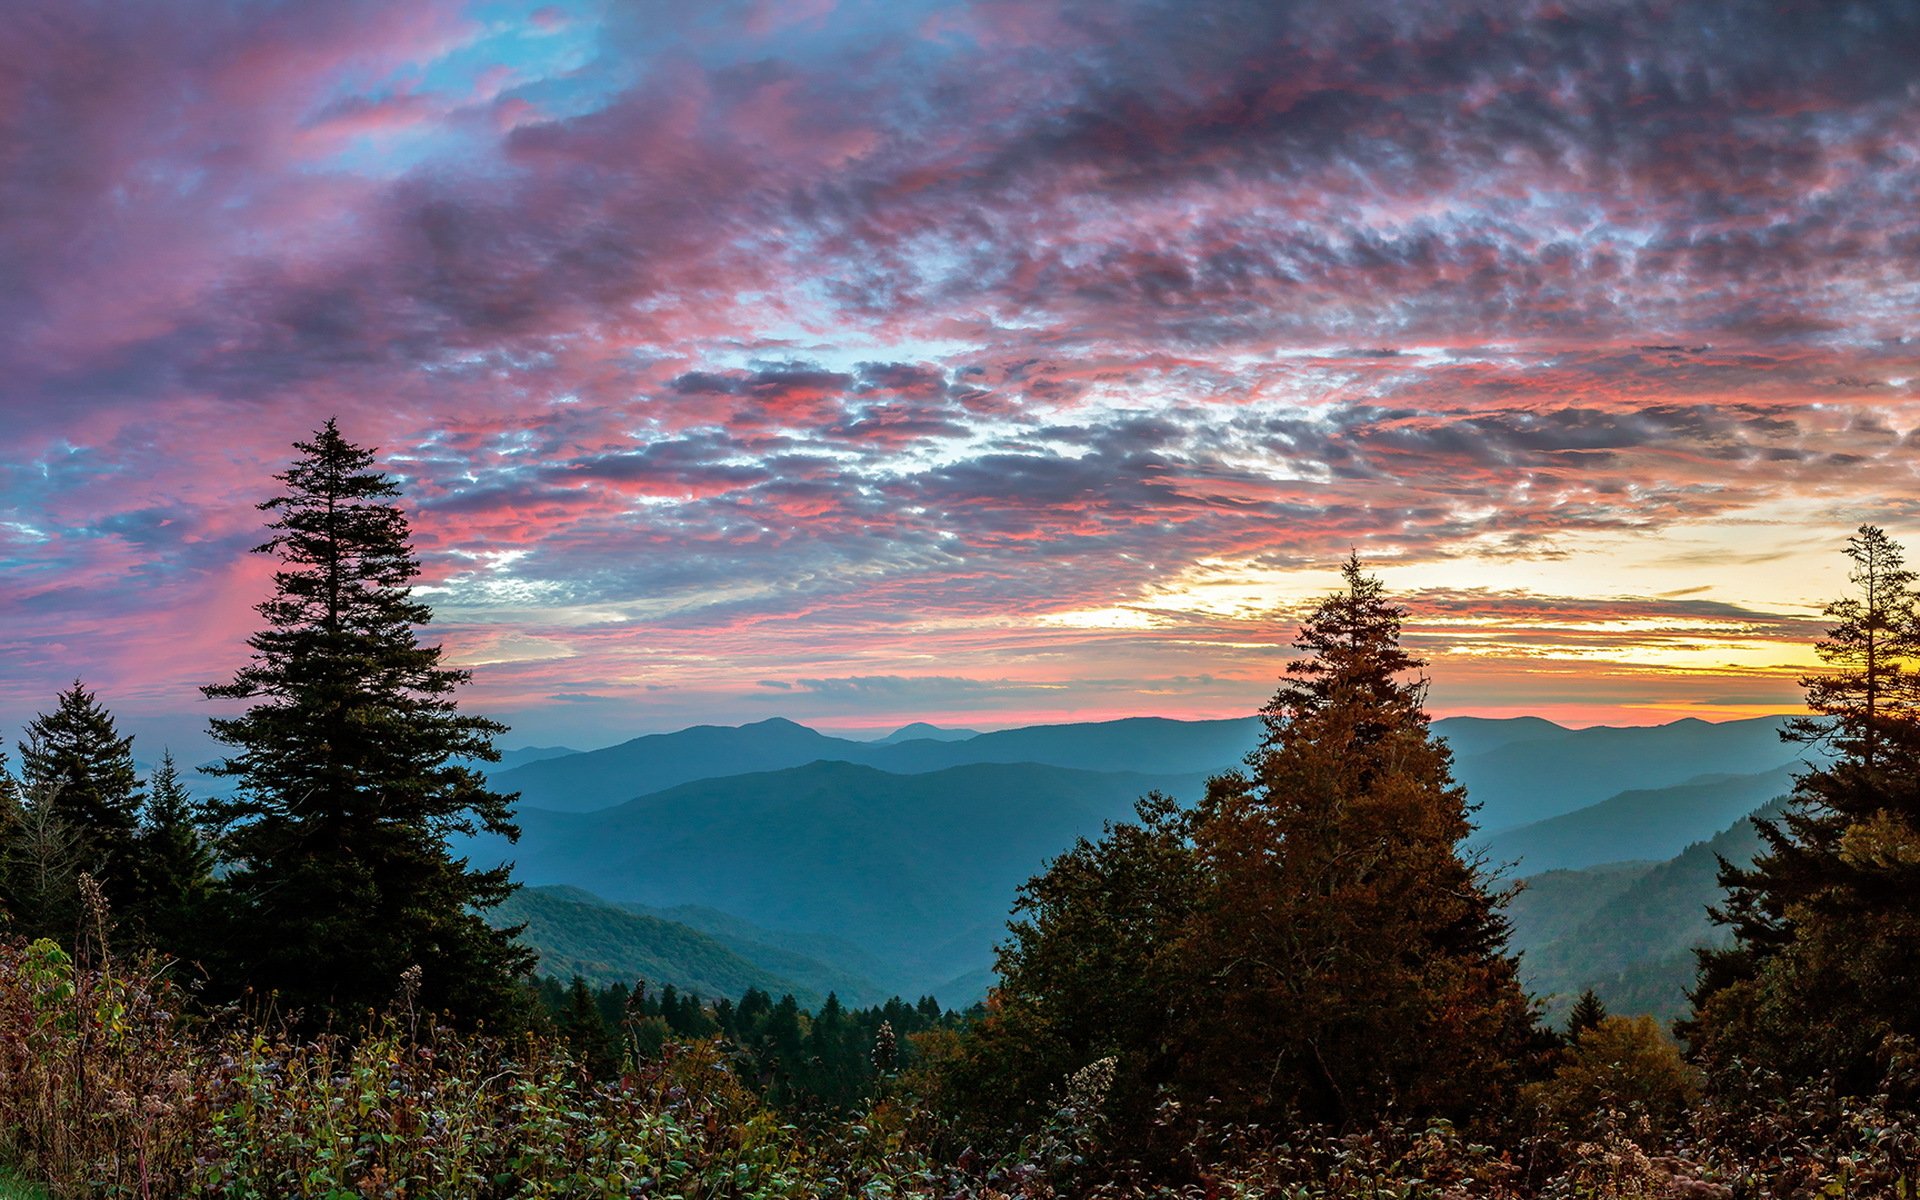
[
  {"xmin": 133, "ymin": 751, "xmax": 216, "ymax": 954},
  {"xmin": 203, "ymin": 419, "xmax": 533, "ymax": 1029},
  {"xmin": 17, "ymin": 681, "xmax": 144, "ymax": 908},
  {"xmin": 955, "ymin": 556, "xmax": 1538, "ymax": 1152},
  {"xmin": 1690, "ymin": 525, "xmax": 1920, "ymax": 1095},
  {"xmin": 1188, "ymin": 554, "xmax": 1537, "ymax": 1125},
  {"xmin": 0, "ymin": 746, "xmax": 20, "ymax": 836}
]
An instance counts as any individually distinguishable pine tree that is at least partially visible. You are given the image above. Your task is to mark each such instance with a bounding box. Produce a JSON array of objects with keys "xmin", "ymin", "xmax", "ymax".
[
  {"xmin": 561, "ymin": 974, "xmax": 621, "ymax": 1079},
  {"xmin": 1689, "ymin": 525, "xmax": 1920, "ymax": 1095},
  {"xmin": 1565, "ymin": 989, "xmax": 1608, "ymax": 1041},
  {"xmin": 1186, "ymin": 554, "xmax": 1538, "ymax": 1126},
  {"xmin": 0, "ymin": 746, "xmax": 21, "ymax": 850},
  {"xmin": 132, "ymin": 751, "xmax": 216, "ymax": 955},
  {"xmin": 953, "ymin": 557, "xmax": 1540, "ymax": 1151},
  {"xmin": 17, "ymin": 681, "xmax": 144, "ymax": 908},
  {"xmin": 0, "ymin": 786, "xmax": 86, "ymax": 940},
  {"xmin": 202, "ymin": 419, "xmax": 534, "ymax": 1030}
]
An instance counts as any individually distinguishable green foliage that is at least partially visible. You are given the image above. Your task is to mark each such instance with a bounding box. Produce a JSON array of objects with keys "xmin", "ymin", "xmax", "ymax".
[
  {"xmin": 201, "ymin": 420, "xmax": 534, "ymax": 1030},
  {"xmin": 16, "ymin": 682, "xmax": 143, "ymax": 910},
  {"xmin": 1691, "ymin": 525, "xmax": 1920, "ymax": 1097},
  {"xmin": 1565, "ymin": 989, "xmax": 1608, "ymax": 1040},
  {"xmin": 1525, "ymin": 1015, "xmax": 1700, "ymax": 1140},
  {"xmin": 948, "ymin": 790, "xmax": 1201, "ymax": 1145}
]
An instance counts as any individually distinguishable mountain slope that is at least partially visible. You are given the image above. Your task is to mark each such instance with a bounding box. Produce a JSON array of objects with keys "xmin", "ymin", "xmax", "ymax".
[
  {"xmin": 1509, "ymin": 799, "xmax": 1784, "ymax": 1022},
  {"xmin": 476, "ymin": 759, "xmax": 1204, "ymax": 996},
  {"xmin": 490, "ymin": 718, "xmax": 849, "ymax": 812},
  {"xmin": 873, "ymin": 723, "xmax": 980, "ymax": 744},
  {"xmin": 1452, "ymin": 716, "xmax": 1803, "ymax": 833},
  {"xmin": 492, "ymin": 713, "xmax": 1808, "ymax": 837},
  {"xmin": 1482, "ymin": 762, "xmax": 1798, "ymax": 872},
  {"xmin": 487, "ymin": 886, "xmax": 837, "ymax": 1004}
]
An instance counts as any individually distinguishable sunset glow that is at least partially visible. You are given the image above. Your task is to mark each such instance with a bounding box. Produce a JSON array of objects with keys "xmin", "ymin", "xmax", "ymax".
[{"xmin": 6, "ymin": 0, "xmax": 1918, "ymax": 748}]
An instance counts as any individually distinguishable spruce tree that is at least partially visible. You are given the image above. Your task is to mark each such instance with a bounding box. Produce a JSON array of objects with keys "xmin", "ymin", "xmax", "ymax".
[
  {"xmin": 1187, "ymin": 554, "xmax": 1537, "ymax": 1126},
  {"xmin": 0, "ymin": 746, "xmax": 20, "ymax": 841},
  {"xmin": 0, "ymin": 786, "xmax": 86, "ymax": 940},
  {"xmin": 1565, "ymin": 989, "xmax": 1608, "ymax": 1041},
  {"xmin": 133, "ymin": 751, "xmax": 215, "ymax": 955},
  {"xmin": 1689, "ymin": 525, "xmax": 1920, "ymax": 1095},
  {"xmin": 202, "ymin": 419, "xmax": 533, "ymax": 1030},
  {"xmin": 17, "ymin": 681, "xmax": 144, "ymax": 908},
  {"xmin": 955, "ymin": 557, "xmax": 1539, "ymax": 1151}
]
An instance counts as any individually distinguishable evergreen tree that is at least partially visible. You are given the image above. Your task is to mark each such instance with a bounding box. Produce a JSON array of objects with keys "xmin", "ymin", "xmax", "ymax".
[
  {"xmin": 0, "ymin": 745, "xmax": 20, "ymax": 831},
  {"xmin": 17, "ymin": 681, "xmax": 143, "ymax": 908},
  {"xmin": 1565, "ymin": 989, "xmax": 1608, "ymax": 1041},
  {"xmin": 132, "ymin": 751, "xmax": 216, "ymax": 955},
  {"xmin": 952, "ymin": 557, "xmax": 1539, "ymax": 1151},
  {"xmin": 1187, "ymin": 554, "xmax": 1538, "ymax": 1126},
  {"xmin": 1690, "ymin": 525, "xmax": 1920, "ymax": 1096},
  {"xmin": 202, "ymin": 419, "xmax": 534, "ymax": 1030},
  {"xmin": 0, "ymin": 785, "xmax": 87, "ymax": 940},
  {"xmin": 561, "ymin": 974, "xmax": 621, "ymax": 1079}
]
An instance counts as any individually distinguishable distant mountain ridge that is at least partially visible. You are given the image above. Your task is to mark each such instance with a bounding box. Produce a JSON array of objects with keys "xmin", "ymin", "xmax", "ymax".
[
  {"xmin": 1508, "ymin": 800, "xmax": 1784, "ymax": 1021},
  {"xmin": 477, "ymin": 710, "xmax": 1808, "ymax": 1011},
  {"xmin": 872, "ymin": 723, "xmax": 980, "ymax": 744},
  {"xmin": 1481, "ymin": 762, "xmax": 1801, "ymax": 872},
  {"xmin": 488, "ymin": 712, "xmax": 1806, "ymax": 834}
]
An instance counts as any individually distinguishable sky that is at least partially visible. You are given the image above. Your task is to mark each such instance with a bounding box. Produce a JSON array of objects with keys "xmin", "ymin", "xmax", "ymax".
[{"xmin": 4, "ymin": 0, "xmax": 1920, "ymax": 753}]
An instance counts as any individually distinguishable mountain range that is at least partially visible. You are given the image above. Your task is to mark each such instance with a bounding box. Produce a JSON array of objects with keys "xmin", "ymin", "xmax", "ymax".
[{"xmin": 473, "ymin": 712, "xmax": 1810, "ymax": 1015}]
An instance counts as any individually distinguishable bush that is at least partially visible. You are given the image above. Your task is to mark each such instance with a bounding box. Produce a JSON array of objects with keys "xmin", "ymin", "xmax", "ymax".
[{"xmin": 1525, "ymin": 1015, "xmax": 1701, "ymax": 1140}]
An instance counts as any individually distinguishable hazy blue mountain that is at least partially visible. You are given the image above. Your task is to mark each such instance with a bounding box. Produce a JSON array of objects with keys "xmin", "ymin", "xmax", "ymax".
[
  {"xmin": 853, "ymin": 716, "xmax": 1263, "ymax": 777},
  {"xmin": 488, "ymin": 712, "xmax": 1807, "ymax": 837},
  {"xmin": 475, "ymin": 760, "xmax": 1206, "ymax": 996},
  {"xmin": 1481, "ymin": 762, "xmax": 1799, "ymax": 873},
  {"xmin": 491, "ymin": 745, "xmax": 582, "ymax": 774},
  {"xmin": 1432, "ymin": 714, "xmax": 1571, "ymax": 761},
  {"xmin": 1506, "ymin": 861, "xmax": 1655, "ymax": 952},
  {"xmin": 873, "ymin": 723, "xmax": 981, "ymax": 744},
  {"xmin": 491, "ymin": 714, "xmax": 1251, "ymax": 813},
  {"xmin": 490, "ymin": 717, "xmax": 850, "ymax": 812},
  {"xmin": 1450, "ymin": 715, "xmax": 1804, "ymax": 833},
  {"xmin": 1508, "ymin": 800, "xmax": 1784, "ymax": 1023},
  {"xmin": 487, "ymin": 885, "xmax": 833, "ymax": 1004}
]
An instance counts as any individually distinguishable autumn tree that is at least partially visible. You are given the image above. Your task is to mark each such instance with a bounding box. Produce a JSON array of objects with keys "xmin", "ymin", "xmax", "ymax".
[
  {"xmin": 1690, "ymin": 525, "xmax": 1920, "ymax": 1096},
  {"xmin": 954, "ymin": 557, "xmax": 1539, "ymax": 1154},
  {"xmin": 1186, "ymin": 554, "xmax": 1538, "ymax": 1126},
  {"xmin": 17, "ymin": 681, "xmax": 144, "ymax": 909},
  {"xmin": 202, "ymin": 419, "xmax": 534, "ymax": 1030}
]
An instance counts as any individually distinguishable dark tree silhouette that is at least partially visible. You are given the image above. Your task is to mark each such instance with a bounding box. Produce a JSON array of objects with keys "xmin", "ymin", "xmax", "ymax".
[
  {"xmin": 132, "ymin": 751, "xmax": 216, "ymax": 955},
  {"xmin": 17, "ymin": 681, "xmax": 143, "ymax": 909},
  {"xmin": 1690, "ymin": 525, "xmax": 1920, "ymax": 1095},
  {"xmin": 203, "ymin": 419, "xmax": 534, "ymax": 1030},
  {"xmin": 1189, "ymin": 554, "xmax": 1538, "ymax": 1126}
]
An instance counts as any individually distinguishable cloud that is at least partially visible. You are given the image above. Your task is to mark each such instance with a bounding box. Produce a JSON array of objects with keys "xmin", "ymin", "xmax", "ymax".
[{"xmin": 5, "ymin": 0, "xmax": 1920, "ymax": 736}]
